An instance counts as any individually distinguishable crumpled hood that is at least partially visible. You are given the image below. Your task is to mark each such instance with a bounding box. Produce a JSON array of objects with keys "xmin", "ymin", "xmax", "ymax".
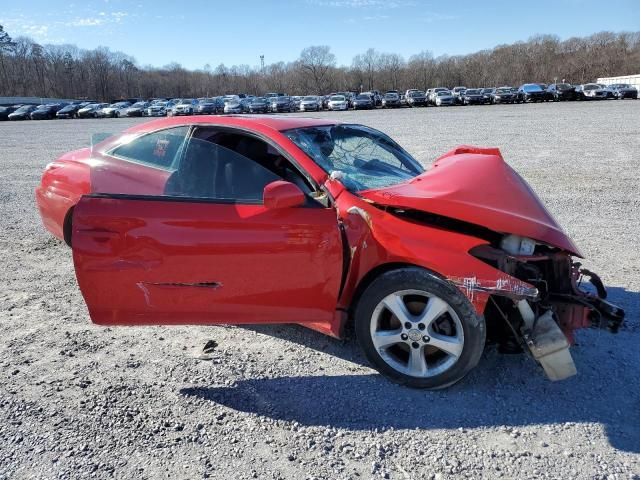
[{"xmin": 359, "ymin": 146, "xmax": 582, "ymax": 256}]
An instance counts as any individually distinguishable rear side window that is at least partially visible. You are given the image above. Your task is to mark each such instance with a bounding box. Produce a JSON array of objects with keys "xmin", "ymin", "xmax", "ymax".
[{"xmin": 111, "ymin": 126, "xmax": 190, "ymax": 170}]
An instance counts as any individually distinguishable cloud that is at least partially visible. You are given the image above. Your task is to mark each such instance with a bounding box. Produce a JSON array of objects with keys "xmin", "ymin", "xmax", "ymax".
[
  {"xmin": 68, "ymin": 17, "xmax": 105, "ymax": 27},
  {"xmin": 66, "ymin": 11, "xmax": 127, "ymax": 27}
]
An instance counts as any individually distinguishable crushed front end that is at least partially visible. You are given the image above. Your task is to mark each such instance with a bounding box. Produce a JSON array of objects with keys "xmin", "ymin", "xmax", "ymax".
[{"xmin": 470, "ymin": 236, "xmax": 625, "ymax": 380}]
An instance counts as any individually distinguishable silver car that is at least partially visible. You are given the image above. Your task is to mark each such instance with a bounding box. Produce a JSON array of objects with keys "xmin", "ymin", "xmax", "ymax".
[
  {"xmin": 434, "ymin": 90, "xmax": 455, "ymax": 106},
  {"xmin": 299, "ymin": 96, "xmax": 321, "ymax": 112}
]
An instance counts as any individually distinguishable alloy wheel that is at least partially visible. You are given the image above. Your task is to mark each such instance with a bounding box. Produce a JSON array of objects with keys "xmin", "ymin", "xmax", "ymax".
[{"xmin": 369, "ymin": 289, "xmax": 464, "ymax": 378}]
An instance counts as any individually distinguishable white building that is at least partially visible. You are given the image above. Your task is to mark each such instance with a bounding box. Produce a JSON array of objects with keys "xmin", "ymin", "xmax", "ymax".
[{"xmin": 597, "ymin": 74, "xmax": 640, "ymax": 89}]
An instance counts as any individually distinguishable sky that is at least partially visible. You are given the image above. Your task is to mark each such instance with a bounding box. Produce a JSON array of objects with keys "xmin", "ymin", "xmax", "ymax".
[{"xmin": 1, "ymin": 0, "xmax": 639, "ymax": 70}]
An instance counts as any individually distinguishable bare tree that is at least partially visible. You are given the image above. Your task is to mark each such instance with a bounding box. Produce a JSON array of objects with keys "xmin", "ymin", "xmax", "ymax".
[
  {"xmin": 298, "ymin": 45, "xmax": 336, "ymax": 94},
  {"xmin": 0, "ymin": 24, "xmax": 638, "ymax": 101}
]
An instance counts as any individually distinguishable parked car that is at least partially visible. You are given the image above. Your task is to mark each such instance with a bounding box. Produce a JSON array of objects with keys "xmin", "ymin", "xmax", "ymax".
[
  {"xmin": 76, "ymin": 103, "xmax": 107, "ymax": 118},
  {"xmin": 490, "ymin": 87, "xmax": 517, "ymax": 104},
  {"xmin": 299, "ymin": 96, "xmax": 322, "ymax": 112},
  {"xmin": 36, "ymin": 117, "xmax": 624, "ymax": 389},
  {"xmin": 451, "ymin": 86, "xmax": 467, "ymax": 104},
  {"xmin": 434, "ymin": 90, "xmax": 455, "ymax": 106},
  {"xmin": 327, "ymin": 95, "xmax": 349, "ymax": 111},
  {"xmin": 99, "ymin": 101, "xmax": 131, "ymax": 118},
  {"xmin": 223, "ymin": 95, "xmax": 243, "ymax": 114},
  {"xmin": 122, "ymin": 101, "xmax": 149, "ymax": 117},
  {"xmin": 290, "ymin": 96, "xmax": 302, "ymax": 111},
  {"xmin": 146, "ymin": 101, "xmax": 172, "ymax": 117},
  {"xmin": 575, "ymin": 83, "xmax": 609, "ymax": 101},
  {"xmin": 428, "ymin": 88, "xmax": 449, "ymax": 105},
  {"xmin": 0, "ymin": 105, "xmax": 21, "ymax": 120},
  {"xmin": 8, "ymin": 104, "xmax": 37, "ymax": 120},
  {"xmin": 406, "ymin": 90, "xmax": 428, "ymax": 107},
  {"xmin": 56, "ymin": 102, "xmax": 87, "ymax": 119},
  {"xmin": 608, "ymin": 83, "xmax": 638, "ymax": 100},
  {"xmin": 171, "ymin": 99, "xmax": 197, "ymax": 116},
  {"xmin": 461, "ymin": 89, "xmax": 484, "ymax": 105},
  {"xmin": 546, "ymin": 83, "xmax": 576, "ymax": 101},
  {"xmin": 193, "ymin": 98, "xmax": 217, "ymax": 115},
  {"xmin": 31, "ymin": 103, "xmax": 67, "ymax": 120},
  {"xmin": 381, "ymin": 92, "xmax": 402, "ymax": 108},
  {"xmin": 248, "ymin": 97, "xmax": 270, "ymax": 113},
  {"xmin": 481, "ymin": 88, "xmax": 494, "ymax": 104},
  {"xmin": 367, "ymin": 90, "xmax": 382, "ymax": 106},
  {"xmin": 352, "ymin": 94, "xmax": 374, "ymax": 110},
  {"xmin": 518, "ymin": 84, "xmax": 547, "ymax": 103},
  {"xmin": 269, "ymin": 96, "xmax": 292, "ymax": 113}
]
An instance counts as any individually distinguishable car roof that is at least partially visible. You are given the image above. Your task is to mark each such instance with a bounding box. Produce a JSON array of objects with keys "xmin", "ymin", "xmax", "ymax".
[{"xmin": 125, "ymin": 115, "xmax": 337, "ymax": 135}]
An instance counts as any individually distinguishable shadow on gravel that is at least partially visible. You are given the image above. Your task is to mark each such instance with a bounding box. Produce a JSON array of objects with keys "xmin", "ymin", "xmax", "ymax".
[
  {"xmin": 182, "ymin": 368, "xmax": 640, "ymax": 453},
  {"xmin": 185, "ymin": 286, "xmax": 639, "ymax": 453}
]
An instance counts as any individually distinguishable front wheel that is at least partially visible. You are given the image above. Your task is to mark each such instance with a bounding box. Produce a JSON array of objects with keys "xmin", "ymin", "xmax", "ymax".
[{"xmin": 355, "ymin": 268, "xmax": 486, "ymax": 389}]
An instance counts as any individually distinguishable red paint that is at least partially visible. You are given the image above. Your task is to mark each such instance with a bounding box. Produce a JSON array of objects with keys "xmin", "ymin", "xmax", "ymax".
[
  {"xmin": 72, "ymin": 195, "xmax": 343, "ymax": 326},
  {"xmin": 263, "ymin": 181, "xmax": 306, "ymax": 210},
  {"xmin": 36, "ymin": 116, "xmax": 595, "ymax": 340},
  {"xmin": 359, "ymin": 146, "xmax": 582, "ymax": 257}
]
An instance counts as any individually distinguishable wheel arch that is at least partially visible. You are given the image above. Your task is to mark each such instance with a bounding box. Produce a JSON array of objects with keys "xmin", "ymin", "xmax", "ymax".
[
  {"xmin": 63, "ymin": 206, "xmax": 75, "ymax": 247},
  {"xmin": 347, "ymin": 262, "xmax": 445, "ymax": 320}
]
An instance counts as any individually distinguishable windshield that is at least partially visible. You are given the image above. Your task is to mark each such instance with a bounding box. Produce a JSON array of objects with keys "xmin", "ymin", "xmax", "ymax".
[
  {"xmin": 284, "ymin": 124, "xmax": 424, "ymax": 192},
  {"xmin": 522, "ymin": 84, "xmax": 543, "ymax": 92},
  {"xmin": 584, "ymin": 84, "xmax": 599, "ymax": 90},
  {"xmin": 330, "ymin": 96, "xmax": 345, "ymax": 101},
  {"xmin": 356, "ymin": 95, "xmax": 370, "ymax": 100},
  {"xmin": 556, "ymin": 83, "xmax": 571, "ymax": 89},
  {"xmin": 466, "ymin": 89, "xmax": 480, "ymax": 95},
  {"xmin": 409, "ymin": 91, "xmax": 425, "ymax": 97},
  {"xmin": 131, "ymin": 102, "xmax": 146, "ymax": 108},
  {"xmin": 437, "ymin": 91, "xmax": 450, "ymax": 96},
  {"xmin": 303, "ymin": 96, "xmax": 316, "ymax": 101},
  {"xmin": 15, "ymin": 106, "xmax": 32, "ymax": 112},
  {"xmin": 496, "ymin": 88, "xmax": 511, "ymax": 93},
  {"xmin": 385, "ymin": 93, "xmax": 398, "ymax": 99}
]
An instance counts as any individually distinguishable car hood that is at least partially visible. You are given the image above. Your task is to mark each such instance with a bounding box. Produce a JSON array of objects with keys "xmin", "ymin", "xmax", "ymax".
[{"xmin": 358, "ymin": 146, "xmax": 581, "ymax": 256}]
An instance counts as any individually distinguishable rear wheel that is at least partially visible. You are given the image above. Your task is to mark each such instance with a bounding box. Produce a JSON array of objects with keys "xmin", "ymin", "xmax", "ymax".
[{"xmin": 355, "ymin": 268, "xmax": 485, "ymax": 389}]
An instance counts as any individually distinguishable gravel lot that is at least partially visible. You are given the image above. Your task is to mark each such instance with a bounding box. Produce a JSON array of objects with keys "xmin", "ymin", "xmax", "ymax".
[{"xmin": 1, "ymin": 101, "xmax": 639, "ymax": 479}]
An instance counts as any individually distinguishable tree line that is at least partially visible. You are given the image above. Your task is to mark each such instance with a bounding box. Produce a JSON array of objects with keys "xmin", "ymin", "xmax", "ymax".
[{"xmin": 0, "ymin": 25, "xmax": 638, "ymax": 101}]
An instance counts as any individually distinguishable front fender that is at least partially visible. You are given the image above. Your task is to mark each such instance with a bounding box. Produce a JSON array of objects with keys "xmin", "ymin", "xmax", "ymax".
[{"xmin": 336, "ymin": 194, "xmax": 537, "ymax": 315}]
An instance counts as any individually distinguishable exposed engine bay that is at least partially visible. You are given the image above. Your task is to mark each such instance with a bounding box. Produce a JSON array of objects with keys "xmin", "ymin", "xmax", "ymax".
[{"xmin": 471, "ymin": 235, "xmax": 625, "ymax": 380}]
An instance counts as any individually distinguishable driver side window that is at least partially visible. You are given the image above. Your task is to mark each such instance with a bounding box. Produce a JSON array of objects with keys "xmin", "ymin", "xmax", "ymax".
[{"xmin": 164, "ymin": 138, "xmax": 280, "ymax": 202}]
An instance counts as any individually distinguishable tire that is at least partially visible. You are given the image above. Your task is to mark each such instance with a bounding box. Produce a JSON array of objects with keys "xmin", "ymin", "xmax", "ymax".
[{"xmin": 354, "ymin": 267, "xmax": 486, "ymax": 389}]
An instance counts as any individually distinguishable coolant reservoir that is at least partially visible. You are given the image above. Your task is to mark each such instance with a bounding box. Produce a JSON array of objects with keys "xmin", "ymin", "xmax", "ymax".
[{"xmin": 501, "ymin": 234, "xmax": 536, "ymax": 256}]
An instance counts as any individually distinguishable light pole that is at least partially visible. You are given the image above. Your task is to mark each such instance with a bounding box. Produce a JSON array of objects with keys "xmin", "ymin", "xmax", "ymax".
[{"xmin": 260, "ymin": 55, "xmax": 264, "ymax": 74}]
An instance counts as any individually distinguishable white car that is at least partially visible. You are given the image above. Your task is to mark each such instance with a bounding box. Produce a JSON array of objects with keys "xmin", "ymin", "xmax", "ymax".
[
  {"xmin": 98, "ymin": 101, "xmax": 131, "ymax": 118},
  {"xmin": 327, "ymin": 95, "xmax": 348, "ymax": 111},
  {"xmin": 170, "ymin": 99, "xmax": 197, "ymax": 116}
]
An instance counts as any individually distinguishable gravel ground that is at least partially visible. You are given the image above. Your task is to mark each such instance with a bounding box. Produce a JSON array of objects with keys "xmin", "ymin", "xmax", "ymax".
[{"xmin": 1, "ymin": 101, "xmax": 639, "ymax": 479}]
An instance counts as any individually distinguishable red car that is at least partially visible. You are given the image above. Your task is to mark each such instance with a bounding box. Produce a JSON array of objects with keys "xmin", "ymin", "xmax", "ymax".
[{"xmin": 36, "ymin": 116, "xmax": 624, "ymax": 389}]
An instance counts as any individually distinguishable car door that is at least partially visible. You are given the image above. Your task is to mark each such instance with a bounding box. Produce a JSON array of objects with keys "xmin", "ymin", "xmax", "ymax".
[{"xmin": 72, "ymin": 132, "xmax": 343, "ymax": 326}]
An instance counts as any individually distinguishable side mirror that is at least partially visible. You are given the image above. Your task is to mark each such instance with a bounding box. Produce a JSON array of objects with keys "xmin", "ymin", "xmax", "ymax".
[{"xmin": 263, "ymin": 180, "xmax": 305, "ymax": 210}]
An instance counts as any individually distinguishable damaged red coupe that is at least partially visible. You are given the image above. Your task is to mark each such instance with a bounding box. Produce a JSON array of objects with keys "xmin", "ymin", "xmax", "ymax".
[{"xmin": 36, "ymin": 116, "xmax": 624, "ymax": 389}]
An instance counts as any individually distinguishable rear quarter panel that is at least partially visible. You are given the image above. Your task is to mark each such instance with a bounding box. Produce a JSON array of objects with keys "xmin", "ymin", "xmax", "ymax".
[{"xmin": 35, "ymin": 148, "xmax": 92, "ymax": 240}]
